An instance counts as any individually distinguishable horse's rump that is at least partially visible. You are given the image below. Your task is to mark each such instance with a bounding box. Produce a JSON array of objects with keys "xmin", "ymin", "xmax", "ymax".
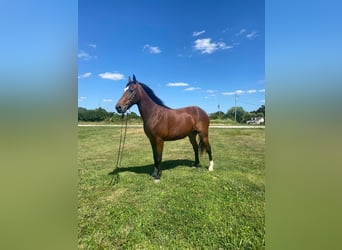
[{"xmin": 182, "ymin": 106, "xmax": 209, "ymax": 131}]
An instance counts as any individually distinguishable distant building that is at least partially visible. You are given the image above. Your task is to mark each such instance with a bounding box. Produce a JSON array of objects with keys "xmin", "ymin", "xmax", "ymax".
[{"xmin": 246, "ymin": 117, "xmax": 265, "ymax": 125}]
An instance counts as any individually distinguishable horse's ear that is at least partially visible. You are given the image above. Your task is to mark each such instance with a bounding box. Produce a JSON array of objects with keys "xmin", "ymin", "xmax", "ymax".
[
  {"xmin": 133, "ymin": 74, "xmax": 136, "ymax": 83},
  {"xmin": 128, "ymin": 76, "xmax": 131, "ymax": 82}
]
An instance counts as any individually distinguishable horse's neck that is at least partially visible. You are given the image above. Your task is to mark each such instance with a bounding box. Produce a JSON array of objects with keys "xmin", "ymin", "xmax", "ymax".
[{"xmin": 137, "ymin": 88, "xmax": 164, "ymax": 122}]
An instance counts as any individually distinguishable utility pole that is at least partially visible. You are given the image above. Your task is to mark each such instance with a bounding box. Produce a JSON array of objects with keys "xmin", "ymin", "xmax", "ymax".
[{"xmin": 234, "ymin": 94, "xmax": 239, "ymax": 122}]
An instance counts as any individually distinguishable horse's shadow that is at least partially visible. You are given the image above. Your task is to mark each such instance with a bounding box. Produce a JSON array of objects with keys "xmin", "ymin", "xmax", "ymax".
[{"xmin": 108, "ymin": 159, "xmax": 195, "ymax": 176}]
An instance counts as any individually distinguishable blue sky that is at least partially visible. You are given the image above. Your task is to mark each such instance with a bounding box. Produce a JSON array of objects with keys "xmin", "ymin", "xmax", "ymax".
[{"xmin": 78, "ymin": 0, "xmax": 264, "ymax": 114}]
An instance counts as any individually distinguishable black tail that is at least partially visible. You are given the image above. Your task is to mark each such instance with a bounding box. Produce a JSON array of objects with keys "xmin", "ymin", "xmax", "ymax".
[{"xmin": 198, "ymin": 138, "xmax": 206, "ymax": 155}]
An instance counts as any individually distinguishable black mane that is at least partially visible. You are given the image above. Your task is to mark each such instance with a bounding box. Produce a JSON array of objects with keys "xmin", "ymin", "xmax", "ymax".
[{"xmin": 127, "ymin": 81, "xmax": 170, "ymax": 109}]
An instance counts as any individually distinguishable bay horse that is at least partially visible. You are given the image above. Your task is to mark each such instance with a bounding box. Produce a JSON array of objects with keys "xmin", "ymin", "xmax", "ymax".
[{"xmin": 115, "ymin": 75, "xmax": 214, "ymax": 180}]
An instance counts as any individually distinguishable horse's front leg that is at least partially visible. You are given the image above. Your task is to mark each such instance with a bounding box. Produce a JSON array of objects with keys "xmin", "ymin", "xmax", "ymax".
[{"xmin": 150, "ymin": 138, "xmax": 164, "ymax": 180}]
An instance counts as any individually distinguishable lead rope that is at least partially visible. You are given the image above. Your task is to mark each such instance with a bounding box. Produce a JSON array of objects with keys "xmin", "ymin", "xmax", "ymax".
[{"xmin": 109, "ymin": 113, "xmax": 128, "ymax": 185}]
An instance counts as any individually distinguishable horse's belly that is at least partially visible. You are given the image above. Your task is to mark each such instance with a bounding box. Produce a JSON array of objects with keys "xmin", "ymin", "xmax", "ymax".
[
  {"xmin": 163, "ymin": 126, "xmax": 193, "ymax": 141},
  {"xmin": 164, "ymin": 134, "xmax": 187, "ymax": 141}
]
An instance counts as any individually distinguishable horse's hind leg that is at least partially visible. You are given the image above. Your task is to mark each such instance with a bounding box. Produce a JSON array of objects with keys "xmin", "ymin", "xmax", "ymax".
[
  {"xmin": 199, "ymin": 132, "xmax": 214, "ymax": 171},
  {"xmin": 188, "ymin": 132, "xmax": 199, "ymax": 166}
]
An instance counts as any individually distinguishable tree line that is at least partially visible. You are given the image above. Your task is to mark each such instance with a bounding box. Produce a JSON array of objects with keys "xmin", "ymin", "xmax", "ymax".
[
  {"xmin": 209, "ymin": 105, "xmax": 265, "ymax": 123},
  {"xmin": 78, "ymin": 105, "xmax": 265, "ymax": 124},
  {"xmin": 78, "ymin": 107, "xmax": 141, "ymax": 122}
]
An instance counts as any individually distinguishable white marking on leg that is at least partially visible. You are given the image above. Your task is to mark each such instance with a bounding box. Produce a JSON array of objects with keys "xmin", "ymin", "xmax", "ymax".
[{"xmin": 208, "ymin": 160, "xmax": 214, "ymax": 171}]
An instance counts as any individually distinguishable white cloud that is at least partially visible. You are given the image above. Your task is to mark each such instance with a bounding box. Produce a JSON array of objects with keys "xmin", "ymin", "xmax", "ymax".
[
  {"xmin": 78, "ymin": 96, "xmax": 87, "ymax": 102},
  {"xmin": 222, "ymin": 90, "xmax": 245, "ymax": 96},
  {"xmin": 78, "ymin": 72, "xmax": 92, "ymax": 79},
  {"xmin": 103, "ymin": 99, "xmax": 113, "ymax": 102},
  {"xmin": 236, "ymin": 28, "xmax": 247, "ymax": 36},
  {"xmin": 88, "ymin": 43, "xmax": 96, "ymax": 49},
  {"xmin": 166, "ymin": 82, "xmax": 189, "ymax": 87},
  {"xmin": 184, "ymin": 87, "xmax": 201, "ymax": 91},
  {"xmin": 193, "ymin": 38, "xmax": 232, "ymax": 54},
  {"xmin": 236, "ymin": 29, "xmax": 258, "ymax": 40},
  {"xmin": 222, "ymin": 89, "xmax": 264, "ymax": 96},
  {"xmin": 205, "ymin": 89, "xmax": 217, "ymax": 98},
  {"xmin": 222, "ymin": 91, "xmax": 236, "ymax": 96},
  {"xmin": 98, "ymin": 72, "xmax": 124, "ymax": 81},
  {"xmin": 246, "ymin": 31, "xmax": 257, "ymax": 39},
  {"xmin": 78, "ymin": 50, "xmax": 92, "ymax": 60},
  {"xmin": 143, "ymin": 44, "xmax": 161, "ymax": 54},
  {"xmin": 222, "ymin": 27, "xmax": 230, "ymax": 33},
  {"xmin": 204, "ymin": 93, "xmax": 217, "ymax": 99},
  {"xmin": 193, "ymin": 30, "xmax": 206, "ymax": 36}
]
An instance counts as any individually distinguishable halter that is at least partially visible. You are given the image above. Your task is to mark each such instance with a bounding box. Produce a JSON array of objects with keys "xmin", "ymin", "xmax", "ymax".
[{"xmin": 127, "ymin": 88, "xmax": 137, "ymax": 105}]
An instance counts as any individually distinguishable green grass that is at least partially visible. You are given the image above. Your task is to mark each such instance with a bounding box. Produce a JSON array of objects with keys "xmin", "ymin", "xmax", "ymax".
[{"xmin": 78, "ymin": 126, "xmax": 265, "ymax": 249}]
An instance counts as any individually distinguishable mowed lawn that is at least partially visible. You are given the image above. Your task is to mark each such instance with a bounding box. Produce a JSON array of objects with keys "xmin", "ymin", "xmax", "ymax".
[{"xmin": 78, "ymin": 126, "xmax": 265, "ymax": 249}]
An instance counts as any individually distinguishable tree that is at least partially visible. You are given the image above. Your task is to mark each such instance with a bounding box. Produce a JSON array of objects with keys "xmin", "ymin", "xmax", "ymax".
[
  {"xmin": 78, "ymin": 107, "xmax": 88, "ymax": 121},
  {"xmin": 226, "ymin": 106, "xmax": 246, "ymax": 123},
  {"xmin": 209, "ymin": 111, "xmax": 225, "ymax": 120},
  {"xmin": 252, "ymin": 105, "xmax": 265, "ymax": 117},
  {"xmin": 242, "ymin": 112, "xmax": 252, "ymax": 123},
  {"xmin": 78, "ymin": 107, "xmax": 143, "ymax": 122},
  {"xmin": 128, "ymin": 112, "xmax": 140, "ymax": 119},
  {"xmin": 78, "ymin": 107, "xmax": 111, "ymax": 121}
]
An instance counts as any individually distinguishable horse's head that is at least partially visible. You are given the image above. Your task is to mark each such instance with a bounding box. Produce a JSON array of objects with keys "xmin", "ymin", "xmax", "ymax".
[{"xmin": 115, "ymin": 75, "xmax": 140, "ymax": 113}]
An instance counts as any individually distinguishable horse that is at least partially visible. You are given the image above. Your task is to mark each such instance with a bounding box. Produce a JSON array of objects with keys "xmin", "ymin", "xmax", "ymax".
[{"xmin": 115, "ymin": 75, "xmax": 214, "ymax": 180}]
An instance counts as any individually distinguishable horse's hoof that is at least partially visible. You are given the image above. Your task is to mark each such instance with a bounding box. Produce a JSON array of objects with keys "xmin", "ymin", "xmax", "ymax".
[
  {"xmin": 151, "ymin": 172, "xmax": 157, "ymax": 178},
  {"xmin": 154, "ymin": 179, "xmax": 161, "ymax": 183}
]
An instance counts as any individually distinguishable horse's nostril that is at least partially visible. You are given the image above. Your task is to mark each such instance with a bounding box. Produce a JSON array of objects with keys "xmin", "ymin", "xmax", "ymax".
[{"xmin": 116, "ymin": 105, "xmax": 122, "ymax": 113}]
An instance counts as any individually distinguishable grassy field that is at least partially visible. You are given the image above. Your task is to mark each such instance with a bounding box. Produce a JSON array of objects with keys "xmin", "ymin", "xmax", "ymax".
[{"xmin": 78, "ymin": 126, "xmax": 265, "ymax": 249}]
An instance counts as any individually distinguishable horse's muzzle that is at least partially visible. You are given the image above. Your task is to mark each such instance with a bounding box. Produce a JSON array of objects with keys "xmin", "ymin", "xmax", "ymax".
[{"xmin": 115, "ymin": 104, "xmax": 126, "ymax": 113}]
